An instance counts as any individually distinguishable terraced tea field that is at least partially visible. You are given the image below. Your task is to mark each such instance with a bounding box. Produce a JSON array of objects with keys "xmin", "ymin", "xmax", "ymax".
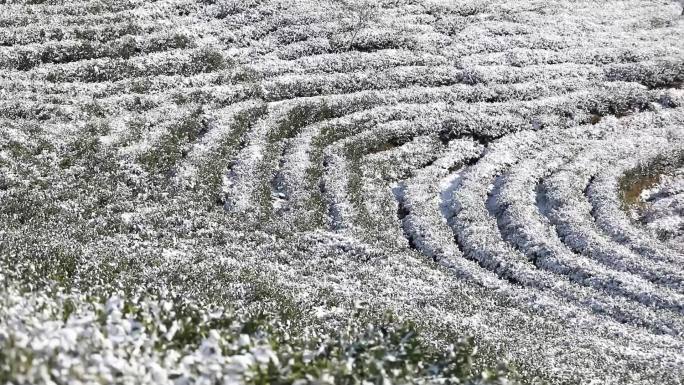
[{"xmin": 1, "ymin": 0, "xmax": 683, "ymax": 383}]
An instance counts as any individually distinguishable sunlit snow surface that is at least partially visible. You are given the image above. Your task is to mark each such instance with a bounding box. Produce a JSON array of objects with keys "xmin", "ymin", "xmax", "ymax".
[{"xmin": 1, "ymin": 0, "xmax": 683, "ymax": 383}]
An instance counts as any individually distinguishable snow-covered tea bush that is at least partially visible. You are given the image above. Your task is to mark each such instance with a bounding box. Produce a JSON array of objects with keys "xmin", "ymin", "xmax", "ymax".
[
  {"xmin": 1, "ymin": 0, "xmax": 683, "ymax": 384},
  {"xmin": 0, "ymin": 277, "xmax": 518, "ymax": 385}
]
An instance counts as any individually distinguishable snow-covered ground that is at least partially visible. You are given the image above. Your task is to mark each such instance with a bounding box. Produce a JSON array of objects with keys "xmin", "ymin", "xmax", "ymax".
[{"xmin": 1, "ymin": 0, "xmax": 683, "ymax": 383}]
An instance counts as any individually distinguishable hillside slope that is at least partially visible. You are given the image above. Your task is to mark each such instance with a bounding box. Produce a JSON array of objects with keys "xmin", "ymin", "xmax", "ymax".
[{"xmin": 1, "ymin": 0, "xmax": 683, "ymax": 383}]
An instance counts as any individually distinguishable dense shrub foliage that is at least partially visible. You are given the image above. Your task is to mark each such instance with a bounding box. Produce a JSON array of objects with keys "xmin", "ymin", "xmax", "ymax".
[
  {"xmin": 0, "ymin": 0, "xmax": 683, "ymax": 384},
  {"xmin": 0, "ymin": 278, "xmax": 520, "ymax": 385}
]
